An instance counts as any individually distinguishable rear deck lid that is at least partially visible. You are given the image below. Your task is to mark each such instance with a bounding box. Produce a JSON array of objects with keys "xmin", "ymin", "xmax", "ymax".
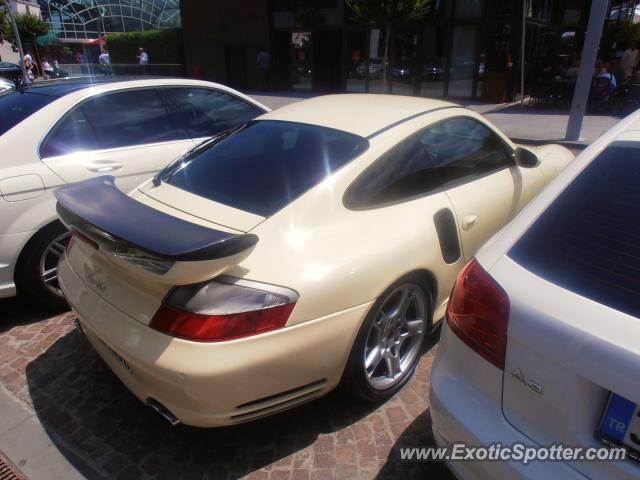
[{"xmin": 55, "ymin": 176, "xmax": 259, "ymax": 324}]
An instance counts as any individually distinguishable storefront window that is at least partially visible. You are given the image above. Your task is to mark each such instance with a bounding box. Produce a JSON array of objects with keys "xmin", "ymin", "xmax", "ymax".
[
  {"xmin": 455, "ymin": 0, "xmax": 484, "ymax": 19},
  {"xmin": 292, "ymin": 32, "xmax": 312, "ymax": 90},
  {"xmin": 449, "ymin": 26, "xmax": 478, "ymax": 98},
  {"xmin": 420, "ymin": 26, "xmax": 448, "ymax": 98},
  {"xmin": 391, "ymin": 30, "xmax": 419, "ymax": 96},
  {"xmin": 346, "ymin": 30, "xmax": 367, "ymax": 92}
]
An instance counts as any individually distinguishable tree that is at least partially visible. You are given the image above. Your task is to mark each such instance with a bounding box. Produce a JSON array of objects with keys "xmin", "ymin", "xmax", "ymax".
[
  {"xmin": 0, "ymin": 1, "xmax": 9, "ymax": 44},
  {"xmin": 2, "ymin": 11, "xmax": 48, "ymax": 52},
  {"xmin": 345, "ymin": 0, "xmax": 434, "ymax": 91}
]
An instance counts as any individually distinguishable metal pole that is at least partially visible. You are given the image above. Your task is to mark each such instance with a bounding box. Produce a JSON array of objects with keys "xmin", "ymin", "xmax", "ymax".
[
  {"xmin": 521, "ymin": 0, "xmax": 527, "ymax": 108},
  {"xmin": 565, "ymin": 0, "xmax": 609, "ymax": 140},
  {"xmin": 4, "ymin": 0, "xmax": 28, "ymax": 85}
]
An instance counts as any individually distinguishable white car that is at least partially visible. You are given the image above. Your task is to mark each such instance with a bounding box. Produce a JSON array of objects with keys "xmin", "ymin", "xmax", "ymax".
[
  {"xmin": 0, "ymin": 78, "xmax": 268, "ymax": 306},
  {"xmin": 430, "ymin": 109, "xmax": 640, "ymax": 478},
  {"xmin": 0, "ymin": 78, "xmax": 14, "ymax": 94},
  {"xmin": 57, "ymin": 94, "xmax": 573, "ymax": 427}
]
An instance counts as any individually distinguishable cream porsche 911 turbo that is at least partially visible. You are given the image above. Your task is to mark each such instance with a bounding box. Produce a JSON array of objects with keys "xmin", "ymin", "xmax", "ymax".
[{"xmin": 56, "ymin": 94, "xmax": 573, "ymax": 427}]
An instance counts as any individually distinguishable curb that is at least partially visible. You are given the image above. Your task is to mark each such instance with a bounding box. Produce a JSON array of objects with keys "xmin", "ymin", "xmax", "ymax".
[{"xmin": 0, "ymin": 385, "xmax": 103, "ymax": 480}]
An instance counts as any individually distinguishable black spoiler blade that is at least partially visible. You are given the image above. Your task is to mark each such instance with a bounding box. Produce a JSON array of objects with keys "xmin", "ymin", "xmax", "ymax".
[{"xmin": 54, "ymin": 176, "xmax": 258, "ymax": 261}]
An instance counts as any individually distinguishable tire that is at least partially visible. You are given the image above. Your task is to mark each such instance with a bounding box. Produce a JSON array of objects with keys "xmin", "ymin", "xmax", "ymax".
[
  {"xmin": 16, "ymin": 221, "xmax": 71, "ymax": 308},
  {"xmin": 341, "ymin": 273, "xmax": 433, "ymax": 402}
]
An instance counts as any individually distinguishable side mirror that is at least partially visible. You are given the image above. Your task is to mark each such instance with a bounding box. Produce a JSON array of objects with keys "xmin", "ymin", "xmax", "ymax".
[{"xmin": 514, "ymin": 147, "xmax": 540, "ymax": 168}]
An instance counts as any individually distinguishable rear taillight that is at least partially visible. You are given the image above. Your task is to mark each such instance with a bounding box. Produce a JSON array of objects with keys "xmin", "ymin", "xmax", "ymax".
[
  {"xmin": 150, "ymin": 276, "xmax": 298, "ymax": 342},
  {"xmin": 446, "ymin": 259, "xmax": 509, "ymax": 370}
]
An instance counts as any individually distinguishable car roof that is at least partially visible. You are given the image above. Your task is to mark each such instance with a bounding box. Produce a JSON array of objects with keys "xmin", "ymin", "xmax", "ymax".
[
  {"xmin": 257, "ymin": 94, "xmax": 458, "ymax": 138},
  {"xmin": 14, "ymin": 76, "xmax": 175, "ymax": 97}
]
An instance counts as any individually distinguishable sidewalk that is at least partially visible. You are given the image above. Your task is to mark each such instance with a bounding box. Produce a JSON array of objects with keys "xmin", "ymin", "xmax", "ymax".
[{"xmin": 247, "ymin": 90, "xmax": 621, "ymax": 147}]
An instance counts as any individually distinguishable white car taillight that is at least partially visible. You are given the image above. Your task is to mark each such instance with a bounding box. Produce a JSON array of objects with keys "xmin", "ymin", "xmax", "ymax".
[
  {"xmin": 150, "ymin": 276, "xmax": 298, "ymax": 342},
  {"xmin": 446, "ymin": 259, "xmax": 510, "ymax": 370}
]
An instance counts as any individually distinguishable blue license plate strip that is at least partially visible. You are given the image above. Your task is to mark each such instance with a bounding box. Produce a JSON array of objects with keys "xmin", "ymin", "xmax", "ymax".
[{"xmin": 597, "ymin": 392, "xmax": 640, "ymax": 463}]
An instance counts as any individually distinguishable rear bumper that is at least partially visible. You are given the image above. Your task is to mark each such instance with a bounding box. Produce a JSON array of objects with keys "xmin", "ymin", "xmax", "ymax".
[
  {"xmin": 430, "ymin": 324, "xmax": 586, "ymax": 480},
  {"xmin": 58, "ymin": 256, "xmax": 370, "ymax": 427}
]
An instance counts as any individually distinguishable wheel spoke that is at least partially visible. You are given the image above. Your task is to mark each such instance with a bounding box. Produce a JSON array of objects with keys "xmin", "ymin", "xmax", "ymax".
[
  {"xmin": 385, "ymin": 355, "xmax": 401, "ymax": 378},
  {"xmin": 365, "ymin": 346, "xmax": 384, "ymax": 375},
  {"xmin": 41, "ymin": 266, "xmax": 58, "ymax": 283},
  {"xmin": 388, "ymin": 288, "xmax": 413, "ymax": 319},
  {"xmin": 48, "ymin": 241, "xmax": 66, "ymax": 257},
  {"xmin": 405, "ymin": 319, "xmax": 424, "ymax": 337}
]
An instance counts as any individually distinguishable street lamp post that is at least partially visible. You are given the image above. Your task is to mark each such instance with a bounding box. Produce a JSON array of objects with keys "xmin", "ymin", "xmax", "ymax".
[{"xmin": 4, "ymin": 0, "xmax": 29, "ymax": 85}]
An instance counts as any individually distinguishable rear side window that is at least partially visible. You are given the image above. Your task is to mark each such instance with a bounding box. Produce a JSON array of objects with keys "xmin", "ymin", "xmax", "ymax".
[
  {"xmin": 164, "ymin": 88, "xmax": 264, "ymax": 138},
  {"xmin": 163, "ymin": 120, "xmax": 368, "ymax": 216},
  {"xmin": 0, "ymin": 91, "xmax": 57, "ymax": 137},
  {"xmin": 420, "ymin": 117, "xmax": 513, "ymax": 186},
  {"xmin": 41, "ymin": 88, "xmax": 179, "ymax": 157},
  {"xmin": 509, "ymin": 145, "xmax": 640, "ymax": 319},
  {"xmin": 344, "ymin": 134, "xmax": 443, "ymax": 209}
]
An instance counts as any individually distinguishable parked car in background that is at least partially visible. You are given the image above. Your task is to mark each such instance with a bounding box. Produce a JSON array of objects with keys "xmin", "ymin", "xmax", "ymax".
[
  {"xmin": 57, "ymin": 94, "xmax": 573, "ymax": 427},
  {"xmin": 0, "ymin": 61, "xmax": 21, "ymax": 83},
  {"xmin": 0, "ymin": 77, "xmax": 268, "ymax": 307},
  {"xmin": 355, "ymin": 59, "xmax": 385, "ymax": 79},
  {"xmin": 0, "ymin": 77, "xmax": 14, "ymax": 94},
  {"xmin": 430, "ymin": 109, "xmax": 640, "ymax": 479}
]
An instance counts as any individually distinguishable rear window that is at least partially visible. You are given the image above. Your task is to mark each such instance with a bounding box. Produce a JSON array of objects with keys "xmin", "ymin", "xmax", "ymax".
[
  {"xmin": 509, "ymin": 145, "xmax": 640, "ymax": 319},
  {"xmin": 0, "ymin": 91, "xmax": 57, "ymax": 137},
  {"xmin": 163, "ymin": 120, "xmax": 369, "ymax": 216}
]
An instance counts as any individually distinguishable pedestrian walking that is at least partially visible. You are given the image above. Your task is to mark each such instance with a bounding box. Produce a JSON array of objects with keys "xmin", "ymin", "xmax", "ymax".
[
  {"xmin": 42, "ymin": 58, "xmax": 54, "ymax": 80},
  {"xmin": 99, "ymin": 49, "xmax": 111, "ymax": 75},
  {"xmin": 137, "ymin": 47, "xmax": 149, "ymax": 75},
  {"xmin": 257, "ymin": 48, "xmax": 271, "ymax": 90}
]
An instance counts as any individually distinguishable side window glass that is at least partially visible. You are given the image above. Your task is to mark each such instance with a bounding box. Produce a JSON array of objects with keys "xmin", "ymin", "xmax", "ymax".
[
  {"xmin": 420, "ymin": 117, "xmax": 513, "ymax": 186},
  {"xmin": 165, "ymin": 88, "xmax": 263, "ymax": 138},
  {"xmin": 82, "ymin": 89, "xmax": 179, "ymax": 149},
  {"xmin": 40, "ymin": 106, "xmax": 100, "ymax": 158},
  {"xmin": 345, "ymin": 134, "xmax": 442, "ymax": 209}
]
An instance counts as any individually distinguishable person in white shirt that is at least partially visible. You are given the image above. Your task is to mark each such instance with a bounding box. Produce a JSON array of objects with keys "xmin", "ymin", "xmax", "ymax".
[
  {"xmin": 41, "ymin": 58, "xmax": 53, "ymax": 80},
  {"xmin": 621, "ymin": 41, "xmax": 639, "ymax": 80},
  {"xmin": 137, "ymin": 47, "xmax": 149, "ymax": 65},
  {"xmin": 99, "ymin": 49, "xmax": 111, "ymax": 75}
]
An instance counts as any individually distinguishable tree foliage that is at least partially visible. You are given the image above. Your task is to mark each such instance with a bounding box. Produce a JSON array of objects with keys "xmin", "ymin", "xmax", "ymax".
[
  {"xmin": 106, "ymin": 29, "xmax": 183, "ymax": 64},
  {"xmin": 2, "ymin": 11, "xmax": 49, "ymax": 49},
  {"xmin": 345, "ymin": 0, "xmax": 434, "ymax": 25}
]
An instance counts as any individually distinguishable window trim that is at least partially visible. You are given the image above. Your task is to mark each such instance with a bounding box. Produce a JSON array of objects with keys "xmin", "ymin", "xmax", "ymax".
[
  {"xmin": 343, "ymin": 130, "xmax": 446, "ymax": 211},
  {"xmin": 419, "ymin": 115, "xmax": 516, "ymax": 190},
  {"xmin": 343, "ymin": 115, "xmax": 516, "ymax": 211},
  {"xmin": 38, "ymin": 86, "xmax": 183, "ymax": 160}
]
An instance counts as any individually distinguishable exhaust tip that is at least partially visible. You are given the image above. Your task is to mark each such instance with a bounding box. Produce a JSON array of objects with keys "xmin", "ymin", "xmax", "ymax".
[{"xmin": 147, "ymin": 398, "xmax": 181, "ymax": 427}]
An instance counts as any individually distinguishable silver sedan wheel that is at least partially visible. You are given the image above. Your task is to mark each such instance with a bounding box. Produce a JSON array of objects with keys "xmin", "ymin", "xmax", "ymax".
[
  {"xmin": 38, "ymin": 231, "xmax": 71, "ymax": 297},
  {"xmin": 364, "ymin": 284, "xmax": 427, "ymax": 390}
]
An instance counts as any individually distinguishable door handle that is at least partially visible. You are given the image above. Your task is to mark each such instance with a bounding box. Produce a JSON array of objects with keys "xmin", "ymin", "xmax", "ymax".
[
  {"xmin": 86, "ymin": 162, "xmax": 123, "ymax": 173},
  {"xmin": 462, "ymin": 214, "xmax": 479, "ymax": 230}
]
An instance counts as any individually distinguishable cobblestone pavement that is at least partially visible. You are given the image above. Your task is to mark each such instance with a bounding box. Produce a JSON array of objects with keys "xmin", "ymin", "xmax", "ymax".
[{"xmin": 1, "ymin": 296, "xmax": 453, "ymax": 480}]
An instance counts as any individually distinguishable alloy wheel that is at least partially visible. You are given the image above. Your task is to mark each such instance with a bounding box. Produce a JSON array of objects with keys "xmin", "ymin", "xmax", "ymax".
[
  {"xmin": 363, "ymin": 284, "xmax": 426, "ymax": 390},
  {"xmin": 38, "ymin": 231, "xmax": 71, "ymax": 297}
]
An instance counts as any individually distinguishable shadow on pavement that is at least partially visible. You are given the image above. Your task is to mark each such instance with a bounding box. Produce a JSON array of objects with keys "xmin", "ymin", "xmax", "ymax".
[
  {"xmin": 25, "ymin": 327, "xmax": 414, "ymax": 479},
  {"xmin": 376, "ymin": 409, "xmax": 452, "ymax": 479},
  {"xmin": 0, "ymin": 296, "xmax": 68, "ymax": 333}
]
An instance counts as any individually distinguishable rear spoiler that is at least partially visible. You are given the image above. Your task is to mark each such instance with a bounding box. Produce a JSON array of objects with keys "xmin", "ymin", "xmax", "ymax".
[{"xmin": 54, "ymin": 176, "xmax": 258, "ymax": 262}]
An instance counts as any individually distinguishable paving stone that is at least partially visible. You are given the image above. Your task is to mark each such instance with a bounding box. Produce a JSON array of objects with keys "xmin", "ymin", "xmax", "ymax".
[{"xmin": 0, "ymin": 301, "xmax": 453, "ymax": 480}]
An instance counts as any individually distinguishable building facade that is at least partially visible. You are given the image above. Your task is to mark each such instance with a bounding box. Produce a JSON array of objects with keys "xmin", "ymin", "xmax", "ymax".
[
  {"xmin": 182, "ymin": 0, "xmax": 599, "ymax": 101},
  {"xmin": 37, "ymin": 0, "xmax": 181, "ymax": 40}
]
